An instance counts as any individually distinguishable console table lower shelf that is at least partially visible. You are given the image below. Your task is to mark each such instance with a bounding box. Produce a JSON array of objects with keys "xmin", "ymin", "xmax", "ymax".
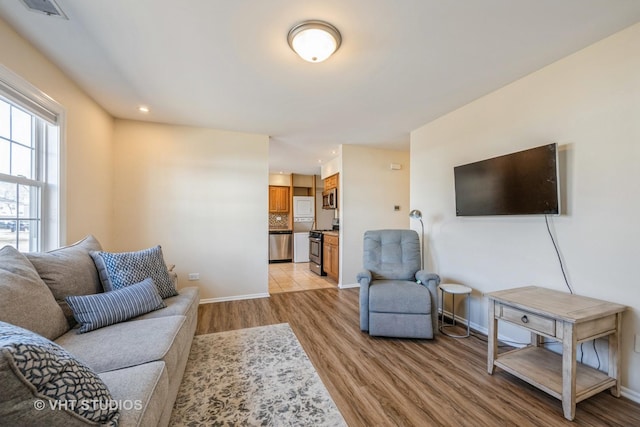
[{"xmin": 495, "ymin": 346, "xmax": 617, "ymax": 403}]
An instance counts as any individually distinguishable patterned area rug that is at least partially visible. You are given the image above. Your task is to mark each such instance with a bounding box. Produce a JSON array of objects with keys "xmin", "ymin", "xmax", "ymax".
[{"xmin": 169, "ymin": 323, "xmax": 346, "ymax": 426}]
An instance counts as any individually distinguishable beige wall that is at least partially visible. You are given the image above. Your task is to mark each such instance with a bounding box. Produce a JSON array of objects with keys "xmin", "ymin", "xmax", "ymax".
[
  {"xmin": 2, "ymin": 17, "xmax": 271, "ymax": 301},
  {"xmin": 268, "ymin": 173, "xmax": 291, "ymax": 186},
  {"xmin": 112, "ymin": 120, "xmax": 269, "ymax": 301},
  {"xmin": 410, "ymin": 23, "xmax": 640, "ymax": 396},
  {"xmin": 340, "ymin": 145, "xmax": 410, "ymax": 286},
  {"xmin": 0, "ymin": 17, "xmax": 114, "ymax": 247}
]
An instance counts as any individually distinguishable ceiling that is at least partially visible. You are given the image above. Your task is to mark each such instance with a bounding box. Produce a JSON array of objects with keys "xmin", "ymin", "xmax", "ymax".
[{"xmin": 1, "ymin": 1, "xmax": 640, "ymax": 175}]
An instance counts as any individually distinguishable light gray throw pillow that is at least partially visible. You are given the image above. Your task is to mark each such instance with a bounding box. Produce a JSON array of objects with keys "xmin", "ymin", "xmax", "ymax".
[
  {"xmin": 26, "ymin": 235, "xmax": 104, "ymax": 326},
  {"xmin": 0, "ymin": 246, "xmax": 68, "ymax": 340}
]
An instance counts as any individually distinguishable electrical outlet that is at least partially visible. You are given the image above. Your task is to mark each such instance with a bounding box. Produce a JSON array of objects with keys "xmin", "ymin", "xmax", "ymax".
[
  {"xmin": 635, "ymin": 334, "xmax": 640, "ymax": 353},
  {"xmin": 188, "ymin": 273, "xmax": 200, "ymax": 281}
]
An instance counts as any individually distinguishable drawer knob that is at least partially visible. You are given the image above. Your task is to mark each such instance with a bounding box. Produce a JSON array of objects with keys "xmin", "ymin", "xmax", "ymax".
[{"xmin": 521, "ymin": 315, "xmax": 529, "ymax": 324}]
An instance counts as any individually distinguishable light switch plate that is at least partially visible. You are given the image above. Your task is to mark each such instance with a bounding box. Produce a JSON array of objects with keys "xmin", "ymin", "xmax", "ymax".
[
  {"xmin": 188, "ymin": 273, "xmax": 200, "ymax": 281},
  {"xmin": 635, "ymin": 334, "xmax": 640, "ymax": 353}
]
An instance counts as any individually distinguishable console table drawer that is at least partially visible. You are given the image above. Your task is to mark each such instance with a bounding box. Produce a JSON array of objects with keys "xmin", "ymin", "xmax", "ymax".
[{"xmin": 499, "ymin": 304, "xmax": 556, "ymax": 336}]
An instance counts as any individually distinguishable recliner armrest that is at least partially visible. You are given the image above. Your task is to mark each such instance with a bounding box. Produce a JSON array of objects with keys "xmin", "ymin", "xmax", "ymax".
[
  {"xmin": 357, "ymin": 270, "xmax": 372, "ymax": 285},
  {"xmin": 415, "ymin": 270, "xmax": 440, "ymax": 335},
  {"xmin": 357, "ymin": 270, "xmax": 373, "ymax": 332},
  {"xmin": 415, "ymin": 270, "xmax": 440, "ymax": 286}
]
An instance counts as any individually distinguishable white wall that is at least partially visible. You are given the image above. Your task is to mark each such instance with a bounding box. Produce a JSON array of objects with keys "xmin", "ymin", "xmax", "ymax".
[
  {"xmin": 0, "ymin": 17, "xmax": 114, "ymax": 247},
  {"xmin": 341, "ymin": 144, "xmax": 410, "ymax": 286},
  {"xmin": 410, "ymin": 23, "xmax": 640, "ymax": 396},
  {"xmin": 112, "ymin": 119, "xmax": 269, "ymax": 301}
]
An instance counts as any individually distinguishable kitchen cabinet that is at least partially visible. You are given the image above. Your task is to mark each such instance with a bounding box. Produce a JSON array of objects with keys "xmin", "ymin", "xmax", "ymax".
[
  {"xmin": 324, "ymin": 174, "xmax": 338, "ymax": 191},
  {"xmin": 323, "ymin": 233, "xmax": 339, "ymax": 281},
  {"xmin": 269, "ymin": 186, "xmax": 290, "ymax": 213}
]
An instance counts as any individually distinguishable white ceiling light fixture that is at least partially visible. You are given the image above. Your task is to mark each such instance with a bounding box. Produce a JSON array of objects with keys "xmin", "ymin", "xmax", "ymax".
[{"xmin": 287, "ymin": 20, "xmax": 342, "ymax": 63}]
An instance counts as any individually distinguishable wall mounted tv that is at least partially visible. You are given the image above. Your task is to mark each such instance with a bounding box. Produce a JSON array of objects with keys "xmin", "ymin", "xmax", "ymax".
[{"xmin": 454, "ymin": 143, "xmax": 560, "ymax": 216}]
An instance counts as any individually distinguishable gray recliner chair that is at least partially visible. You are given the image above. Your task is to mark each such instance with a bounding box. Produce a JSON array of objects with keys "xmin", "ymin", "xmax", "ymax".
[{"xmin": 358, "ymin": 229, "xmax": 440, "ymax": 339}]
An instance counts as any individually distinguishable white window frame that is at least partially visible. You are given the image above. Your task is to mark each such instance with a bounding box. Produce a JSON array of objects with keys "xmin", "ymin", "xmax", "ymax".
[{"xmin": 0, "ymin": 64, "xmax": 66, "ymax": 251}]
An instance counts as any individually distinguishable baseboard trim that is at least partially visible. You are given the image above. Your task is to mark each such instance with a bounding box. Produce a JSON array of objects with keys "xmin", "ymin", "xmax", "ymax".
[
  {"xmin": 339, "ymin": 282, "xmax": 360, "ymax": 289},
  {"xmin": 621, "ymin": 386, "xmax": 640, "ymax": 403},
  {"xmin": 199, "ymin": 293, "xmax": 270, "ymax": 304}
]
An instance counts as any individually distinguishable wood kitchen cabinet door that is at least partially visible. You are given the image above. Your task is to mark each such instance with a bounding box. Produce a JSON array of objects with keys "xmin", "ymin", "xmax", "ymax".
[
  {"xmin": 323, "ymin": 174, "xmax": 338, "ymax": 191},
  {"xmin": 269, "ymin": 186, "xmax": 290, "ymax": 213},
  {"xmin": 323, "ymin": 234, "xmax": 339, "ymax": 281}
]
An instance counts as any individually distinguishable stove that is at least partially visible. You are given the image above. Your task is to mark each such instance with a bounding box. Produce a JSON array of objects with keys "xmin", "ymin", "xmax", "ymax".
[{"xmin": 309, "ymin": 229, "xmax": 338, "ymax": 276}]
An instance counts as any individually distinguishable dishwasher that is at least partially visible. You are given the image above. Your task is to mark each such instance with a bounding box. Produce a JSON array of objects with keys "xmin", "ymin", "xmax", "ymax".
[{"xmin": 269, "ymin": 230, "xmax": 292, "ymax": 263}]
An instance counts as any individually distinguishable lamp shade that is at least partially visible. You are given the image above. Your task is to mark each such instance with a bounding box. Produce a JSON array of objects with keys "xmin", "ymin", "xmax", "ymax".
[
  {"xmin": 409, "ymin": 209, "xmax": 422, "ymax": 219},
  {"xmin": 288, "ymin": 20, "xmax": 341, "ymax": 63}
]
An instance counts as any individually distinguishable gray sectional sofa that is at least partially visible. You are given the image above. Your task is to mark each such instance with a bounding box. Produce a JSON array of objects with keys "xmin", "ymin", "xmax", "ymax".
[{"xmin": 0, "ymin": 236, "xmax": 199, "ymax": 426}]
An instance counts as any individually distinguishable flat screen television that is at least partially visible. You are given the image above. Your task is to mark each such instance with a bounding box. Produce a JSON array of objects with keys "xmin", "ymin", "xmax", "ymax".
[{"xmin": 454, "ymin": 143, "xmax": 559, "ymax": 216}]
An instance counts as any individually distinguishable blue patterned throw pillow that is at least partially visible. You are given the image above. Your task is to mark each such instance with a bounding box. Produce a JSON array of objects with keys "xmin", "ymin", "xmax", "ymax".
[
  {"xmin": 66, "ymin": 278, "xmax": 166, "ymax": 333},
  {"xmin": 90, "ymin": 245, "xmax": 178, "ymax": 298},
  {"xmin": 0, "ymin": 321, "xmax": 119, "ymax": 425}
]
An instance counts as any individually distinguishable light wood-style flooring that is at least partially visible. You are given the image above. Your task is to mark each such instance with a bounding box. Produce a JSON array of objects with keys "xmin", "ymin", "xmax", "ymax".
[
  {"xmin": 268, "ymin": 261, "xmax": 337, "ymax": 294},
  {"xmin": 196, "ymin": 288, "xmax": 640, "ymax": 426}
]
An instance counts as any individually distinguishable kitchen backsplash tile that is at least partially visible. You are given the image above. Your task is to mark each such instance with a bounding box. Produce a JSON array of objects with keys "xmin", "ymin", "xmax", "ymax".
[{"xmin": 269, "ymin": 213, "xmax": 289, "ymax": 229}]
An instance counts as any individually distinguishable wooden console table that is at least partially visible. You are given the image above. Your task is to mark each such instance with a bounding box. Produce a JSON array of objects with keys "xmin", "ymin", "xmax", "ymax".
[{"xmin": 486, "ymin": 286, "xmax": 625, "ymax": 421}]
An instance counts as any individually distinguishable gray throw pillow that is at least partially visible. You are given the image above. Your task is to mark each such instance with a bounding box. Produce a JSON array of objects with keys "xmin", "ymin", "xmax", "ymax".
[
  {"xmin": 0, "ymin": 321, "xmax": 119, "ymax": 425},
  {"xmin": 66, "ymin": 278, "xmax": 166, "ymax": 333},
  {"xmin": 26, "ymin": 235, "xmax": 103, "ymax": 326},
  {"xmin": 90, "ymin": 245, "xmax": 178, "ymax": 298},
  {"xmin": 0, "ymin": 246, "xmax": 68, "ymax": 340}
]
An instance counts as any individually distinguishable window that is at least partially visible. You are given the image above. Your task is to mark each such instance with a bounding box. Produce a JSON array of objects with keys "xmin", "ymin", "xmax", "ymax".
[{"xmin": 0, "ymin": 66, "xmax": 63, "ymax": 252}]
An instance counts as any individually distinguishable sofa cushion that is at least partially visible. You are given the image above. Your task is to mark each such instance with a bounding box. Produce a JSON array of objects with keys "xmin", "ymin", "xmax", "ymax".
[
  {"xmin": 56, "ymin": 316, "xmax": 187, "ymax": 374},
  {"xmin": 0, "ymin": 321, "xmax": 119, "ymax": 426},
  {"xmin": 369, "ymin": 280, "xmax": 431, "ymax": 314},
  {"xmin": 99, "ymin": 361, "xmax": 168, "ymax": 427},
  {"xmin": 134, "ymin": 287, "xmax": 199, "ymax": 321},
  {"xmin": 26, "ymin": 235, "xmax": 104, "ymax": 326},
  {"xmin": 66, "ymin": 278, "xmax": 166, "ymax": 333},
  {"xmin": 90, "ymin": 245, "xmax": 178, "ymax": 298},
  {"xmin": 0, "ymin": 246, "xmax": 68, "ymax": 340}
]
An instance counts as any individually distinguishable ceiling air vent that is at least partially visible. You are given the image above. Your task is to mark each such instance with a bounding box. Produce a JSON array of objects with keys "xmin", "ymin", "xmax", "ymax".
[{"xmin": 20, "ymin": 0, "xmax": 68, "ymax": 19}]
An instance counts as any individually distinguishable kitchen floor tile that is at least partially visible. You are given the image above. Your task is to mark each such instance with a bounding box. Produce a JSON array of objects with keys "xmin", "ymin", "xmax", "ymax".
[{"xmin": 268, "ymin": 262, "xmax": 337, "ymax": 294}]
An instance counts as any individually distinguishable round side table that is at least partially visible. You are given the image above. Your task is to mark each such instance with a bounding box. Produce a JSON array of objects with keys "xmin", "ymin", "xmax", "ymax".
[{"xmin": 438, "ymin": 283, "xmax": 472, "ymax": 338}]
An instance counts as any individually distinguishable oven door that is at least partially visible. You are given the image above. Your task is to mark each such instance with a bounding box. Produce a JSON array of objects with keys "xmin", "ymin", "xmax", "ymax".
[
  {"xmin": 309, "ymin": 237, "xmax": 321, "ymax": 263},
  {"xmin": 309, "ymin": 237, "xmax": 325, "ymax": 275}
]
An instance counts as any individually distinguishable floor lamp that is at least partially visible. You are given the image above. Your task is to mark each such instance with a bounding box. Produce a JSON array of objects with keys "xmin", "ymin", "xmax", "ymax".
[{"xmin": 409, "ymin": 209, "xmax": 424, "ymax": 270}]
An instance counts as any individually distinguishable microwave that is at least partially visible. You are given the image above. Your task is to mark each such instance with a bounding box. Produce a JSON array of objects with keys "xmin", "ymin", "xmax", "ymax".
[{"xmin": 322, "ymin": 188, "xmax": 337, "ymax": 209}]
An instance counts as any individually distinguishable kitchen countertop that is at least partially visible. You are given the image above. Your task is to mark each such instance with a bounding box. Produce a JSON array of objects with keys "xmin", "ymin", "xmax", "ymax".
[
  {"xmin": 322, "ymin": 231, "xmax": 339, "ymax": 236},
  {"xmin": 269, "ymin": 228, "xmax": 292, "ymax": 232}
]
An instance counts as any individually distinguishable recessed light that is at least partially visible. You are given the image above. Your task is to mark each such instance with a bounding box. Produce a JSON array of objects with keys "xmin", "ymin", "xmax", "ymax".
[{"xmin": 138, "ymin": 105, "xmax": 150, "ymax": 113}]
